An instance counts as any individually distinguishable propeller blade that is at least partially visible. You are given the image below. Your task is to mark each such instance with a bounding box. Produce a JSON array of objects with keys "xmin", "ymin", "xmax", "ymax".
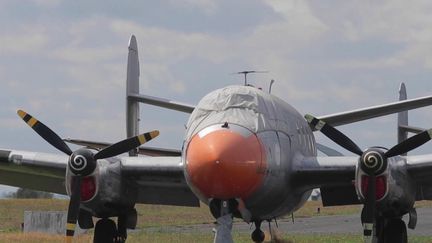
[
  {"xmin": 385, "ymin": 129, "xmax": 432, "ymax": 157},
  {"xmin": 17, "ymin": 110, "xmax": 73, "ymax": 156},
  {"xmin": 94, "ymin": 130, "xmax": 160, "ymax": 160},
  {"xmin": 305, "ymin": 114, "xmax": 363, "ymax": 155},
  {"xmin": 363, "ymin": 175, "xmax": 376, "ymax": 243},
  {"xmin": 65, "ymin": 176, "xmax": 82, "ymax": 243}
]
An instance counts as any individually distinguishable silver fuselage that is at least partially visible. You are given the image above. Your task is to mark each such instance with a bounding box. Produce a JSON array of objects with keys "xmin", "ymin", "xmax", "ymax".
[{"xmin": 182, "ymin": 85, "xmax": 317, "ymax": 220}]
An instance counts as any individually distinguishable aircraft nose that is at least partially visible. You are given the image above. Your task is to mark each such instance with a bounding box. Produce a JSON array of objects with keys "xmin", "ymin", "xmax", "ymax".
[{"xmin": 185, "ymin": 125, "xmax": 266, "ymax": 200}]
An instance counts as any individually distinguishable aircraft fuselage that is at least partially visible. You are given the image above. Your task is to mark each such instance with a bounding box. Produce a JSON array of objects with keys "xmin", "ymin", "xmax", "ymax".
[{"xmin": 182, "ymin": 85, "xmax": 316, "ymax": 220}]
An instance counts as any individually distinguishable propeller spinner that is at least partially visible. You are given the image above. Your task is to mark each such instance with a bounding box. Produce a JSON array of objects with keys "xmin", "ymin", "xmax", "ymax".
[
  {"xmin": 305, "ymin": 114, "xmax": 432, "ymax": 242},
  {"xmin": 17, "ymin": 110, "xmax": 159, "ymax": 242}
]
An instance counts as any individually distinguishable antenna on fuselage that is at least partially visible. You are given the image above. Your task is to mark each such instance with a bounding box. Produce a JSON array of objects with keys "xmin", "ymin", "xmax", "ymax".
[
  {"xmin": 235, "ymin": 70, "xmax": 268, "ymax": 86},
  {"xmin": 269, "ymin": 79, "xmax": 275, "ymax": 94}
]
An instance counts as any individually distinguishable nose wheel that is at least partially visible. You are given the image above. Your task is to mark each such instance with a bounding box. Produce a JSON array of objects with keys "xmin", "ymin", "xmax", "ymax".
[
  {"xmin": 211, "ymin": 199, "xmax": 236, "ymax": 243},
  {"xmin": 251, "ymin": 221, "xmax": 265, "ymax": 243}
]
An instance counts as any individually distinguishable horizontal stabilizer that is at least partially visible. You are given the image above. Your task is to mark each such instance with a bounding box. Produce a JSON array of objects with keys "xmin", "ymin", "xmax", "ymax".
[
  {"xmin": 316, "ymin": 143, "xmax": 344, "ymax": 156},
  {"xmin": 317, "ymin": 95, "xmax": 432, "ymax": 128},
  {"xmin": 64, "ymin": 138, "xmax": 181, "ymax": 157},
  {"xmin": 399, "ymin": 125, "xmax": 424, "ymax": 134},
  {"xmin": 128, "ymin": 93, "xmax": 195, "ymax": 113}
]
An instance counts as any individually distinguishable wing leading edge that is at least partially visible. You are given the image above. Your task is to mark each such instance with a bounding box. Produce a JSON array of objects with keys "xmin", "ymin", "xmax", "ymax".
[
  {"xmin": 121, "ymin": 156, "xmax": 199, "ymax": 207},
  {"xmin": 292, "ymin": 156, "xmax": 360, "ymax": 206},
  {"xmin": 295, "ymin": 154, "xmax": 432, "ymax": 205},
  {"xmin": 0, "ymin": 148, "xmax": 199, "ymax": 207},
  {"xmin": 0, "ymin": 149, "xmax": 67, "ymax": 194}
]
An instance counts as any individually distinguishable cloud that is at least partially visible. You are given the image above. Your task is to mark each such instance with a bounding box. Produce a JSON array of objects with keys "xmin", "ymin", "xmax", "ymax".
[
  {"xmin": 307, "ymin": 1, "xmax": 432, "ymax": 71},
  {"xmin": 2, "ymin": 0, "xmax": 432, "ymax": 156},
  {"xmin": 109, "ymin": 20, "xmax": 233, "ymax": 63},
  {"xmin": 50, "ymin": 46, "xmax": 123, "ymax": 64},
  {"xmin": 29, "ymin": 0, "xmax": 62, "ymax": 7},
  {"xmin": 0, "ymin": 30, "xmax": 48, "ymax": 55},
  {"xmin": 168, "ymin": 0, "xmax": 218, "ymax": 14},
  {"xmin": 0, "ymin": 118, "xmax": 22, "ymax": 129}
]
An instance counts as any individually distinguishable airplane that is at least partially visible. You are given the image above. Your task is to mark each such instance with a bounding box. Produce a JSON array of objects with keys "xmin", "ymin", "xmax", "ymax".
[{"xmin": 2, "ymin": 35, "xmax": 432, "ymax": 243}]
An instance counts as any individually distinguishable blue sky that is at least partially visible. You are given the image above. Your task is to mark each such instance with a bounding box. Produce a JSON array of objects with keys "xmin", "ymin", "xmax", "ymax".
[{"xmin": 1, "ymin": 0, "xmax": 432, "ymax": 192}]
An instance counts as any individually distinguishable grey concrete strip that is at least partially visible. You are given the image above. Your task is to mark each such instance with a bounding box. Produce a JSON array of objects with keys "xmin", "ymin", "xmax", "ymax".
[{"xmin": 137, "ymin": 207, "xmax": 432, "ymax": 237}]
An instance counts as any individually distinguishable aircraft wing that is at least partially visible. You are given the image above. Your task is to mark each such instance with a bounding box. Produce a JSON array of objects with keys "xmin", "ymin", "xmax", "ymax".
[
  {"xmin": 406, "ymin": 155, "xmax": 432, "ymax": 181},
  {"xmin": 292, "ymin": 156, "xmax": 360, "ymax": 206},
  {"xmin": 293, "ymin": 156, "xmax": 357, "ymax": 187},
  {"xmin": 0, "ymin": 149, "xmax": 68, "ymax": 194},
  {"xmin": 120, "ymin": 156, "xmax": 199, "ymax": 206},
  {"xmin": 0, "ymin": 148, "xmax": 198, "ymax": 206},
  {"xmin": 294, "ymin": 154, "xmax": 432, "ymax": 206},
  {"xmin": 406, "ymin": 155, "xmax": 432, "ymax": 201}
]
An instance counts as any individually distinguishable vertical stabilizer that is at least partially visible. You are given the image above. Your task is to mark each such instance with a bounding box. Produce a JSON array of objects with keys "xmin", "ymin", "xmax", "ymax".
[
  {"xmin": 126, "ymin": 35, "xmax": 140, "ymax": 156},
  {"xmin": 398, "ymin": 83, "xmax": 408, "ymax": 145}
]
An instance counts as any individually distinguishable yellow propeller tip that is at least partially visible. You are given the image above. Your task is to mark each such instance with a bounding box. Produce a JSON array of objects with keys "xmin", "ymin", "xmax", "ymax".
[
  {"xmin": 151, "ymin": 130, "xmax": 160, "ymax": 138},
  {"xmin": 17, "ymin": 109, "xmax": 26, "ymax": 118}
]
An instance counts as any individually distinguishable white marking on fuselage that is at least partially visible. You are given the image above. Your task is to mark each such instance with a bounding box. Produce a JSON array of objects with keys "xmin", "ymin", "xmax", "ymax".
[{"xmin": 198, "ymin": 123, "xmax": 253, "ymax": 139}]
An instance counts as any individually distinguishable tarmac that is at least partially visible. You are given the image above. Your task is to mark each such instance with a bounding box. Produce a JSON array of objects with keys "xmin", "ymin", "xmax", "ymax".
[{"xmin": 140, "ymin": 207, "xmax": 432, "ymax": 237}]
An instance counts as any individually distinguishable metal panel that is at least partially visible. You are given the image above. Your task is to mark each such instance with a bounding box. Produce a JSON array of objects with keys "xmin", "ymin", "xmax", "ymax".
[
  {"xmin": 317, "ymin": 95, "xmax": 432, "ymax": 127},
  {"xmin": 135, "ymin": 186, "xmax": 199, "ymax": 207},
  {"xmin": 0, "ymin": 168, "xmax": 66, "ymax": 194},
  {"xmin": 121, "ymin": 156, "xmax": 199, "ymax": 207},
  {"xmin": 321, "ymin": 185, "xmax": 361, "ymax": 206}
]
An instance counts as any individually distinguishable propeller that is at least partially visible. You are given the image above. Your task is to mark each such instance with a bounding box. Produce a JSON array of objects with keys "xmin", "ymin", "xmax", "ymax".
[
  {"xmin": 305, "ymin": 114, "xmax": 362, "ymax": 155},
  {"xmin": 17, "ymin": 110, "xmax": 159, "ymax": 242},
  {"xmin": 305, "ymin": 114, "xmax": 432, "ymax": 242},
  {"xmin": 17, "ymin": 110, "xmax": 73, "ymax": 155}
]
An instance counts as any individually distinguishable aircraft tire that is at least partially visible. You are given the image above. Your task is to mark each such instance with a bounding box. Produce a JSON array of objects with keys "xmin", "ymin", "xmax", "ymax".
[
  {"xmin": 383, "ymin": 218, "xmax": 407, "ymax": 243},
  {"xmin": 251, "ymin": 228, "xmax": 265, "ymax": 243},
  {"xmin": 93, "ymin": 218, "xmax": 117, "ymax": 243}
]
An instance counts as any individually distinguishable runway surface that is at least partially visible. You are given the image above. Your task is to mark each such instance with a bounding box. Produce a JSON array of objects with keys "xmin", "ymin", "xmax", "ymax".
[{"xmin": 141, "ymin": 207, "xmax": 432, "ymax": 236}]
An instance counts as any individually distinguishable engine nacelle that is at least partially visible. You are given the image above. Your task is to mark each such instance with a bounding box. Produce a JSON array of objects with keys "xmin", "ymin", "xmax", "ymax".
[
  {"xmin": 65, "ymin": 166, "xmax": 99, "ymax": 203},
  {"xmin": 355, "ymin": 153, "xmax": 416, "ymax": 217},
  {"xmin": 66, "ymin": 158, "xmax": 136, "ymax": 218},
  {"xmin": 356, "ymin": 171, "xmax": 389, "ymax": 202}
]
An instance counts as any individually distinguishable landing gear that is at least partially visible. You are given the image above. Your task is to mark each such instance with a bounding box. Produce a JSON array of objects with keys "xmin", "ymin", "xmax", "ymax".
[
  {"xmin": 93, "ymin": 210, "xmax": 137, "ymax": 243},
  {"xmin": 94, "ymin": 218, "xmax": 117, "ymax": 243},
  {"xmin": 383, "ymin": 218, "xmax": 407, "ymax": 243},
  {"xmin": 211, "ymin": 199, "xmax": 234, "ymax": 243},
  {"xmin": 362, "ymin": 210, "xmax": 408, "ymax": 243},
  {"xmin": 117, "ymin": 215, "xmax": 128, "ymax": 243},
  {"xmin": 373, "ymin": 217, "xmax": 407, "ymax": 243},
  {"xmin": 251, "ymin": 221, "xmax": 265, "ymax": 243}
]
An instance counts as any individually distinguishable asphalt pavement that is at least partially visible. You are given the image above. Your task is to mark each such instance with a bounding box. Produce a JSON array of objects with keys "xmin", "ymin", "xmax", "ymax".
[{"xmin": 140, "ymin": 207, "xmax": 432, "ymax": 237}]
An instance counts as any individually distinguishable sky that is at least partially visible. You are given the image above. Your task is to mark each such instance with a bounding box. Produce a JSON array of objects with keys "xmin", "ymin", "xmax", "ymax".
[{"xmin": 2, "ymin": 0, "xmax": 432, "ymax": 192}]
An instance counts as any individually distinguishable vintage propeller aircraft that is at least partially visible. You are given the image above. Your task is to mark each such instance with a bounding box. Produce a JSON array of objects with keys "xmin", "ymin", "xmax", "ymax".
[{"xmin": 2, "ymin": 35, "xmax": 432, "ymax": 243}]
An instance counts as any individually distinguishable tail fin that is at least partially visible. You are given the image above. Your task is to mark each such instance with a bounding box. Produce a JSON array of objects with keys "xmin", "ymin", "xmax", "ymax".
[
  {"xmin": 126, "ymin": 35, "xmax": 140, "ymax": 156},
  {"xmin": 398, "ymin": 83, "xmax": 408, "ymax": 145}
]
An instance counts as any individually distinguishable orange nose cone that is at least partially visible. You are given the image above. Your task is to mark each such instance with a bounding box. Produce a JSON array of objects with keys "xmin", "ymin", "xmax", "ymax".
[{"xmin": 186, "ymin": 128, "xmax": 265, "ymax": 200}]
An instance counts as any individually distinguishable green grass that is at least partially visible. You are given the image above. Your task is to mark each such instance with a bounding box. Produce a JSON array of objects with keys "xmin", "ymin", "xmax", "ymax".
[{"xmin": 0, "ymin": 199, "xmax": 366, "ymax": 231}]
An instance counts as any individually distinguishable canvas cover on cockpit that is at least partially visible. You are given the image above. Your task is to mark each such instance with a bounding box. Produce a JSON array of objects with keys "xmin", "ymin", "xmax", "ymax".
[{"xmin": 185, "ymin": 85, "xmax": 303, "ymax": 140}]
